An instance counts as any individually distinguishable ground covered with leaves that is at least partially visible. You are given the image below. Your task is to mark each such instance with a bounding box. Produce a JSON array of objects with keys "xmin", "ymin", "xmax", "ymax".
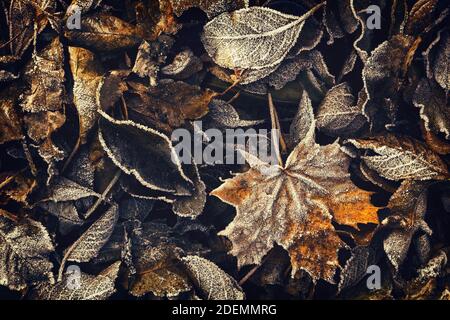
[{"xmin": 0, "ymin": 0, "xmax": 449, "ymax": 300}]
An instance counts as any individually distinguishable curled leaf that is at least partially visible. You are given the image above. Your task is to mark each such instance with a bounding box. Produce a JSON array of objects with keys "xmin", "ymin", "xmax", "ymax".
[{"xmin": 182, "ymin": 255, "xmax": 244, "ymax": 300}]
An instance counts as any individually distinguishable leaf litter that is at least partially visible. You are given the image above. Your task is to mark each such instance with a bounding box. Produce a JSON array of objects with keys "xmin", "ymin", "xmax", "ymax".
[{"xmin": 0, "ymin": 0, "xmax": 449, "ymax": 300}]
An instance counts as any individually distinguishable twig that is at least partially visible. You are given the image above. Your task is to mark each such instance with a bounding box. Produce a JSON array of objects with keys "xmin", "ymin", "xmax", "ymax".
[
  {"xmin": 83, "ymin": 169, "xmax": 121, "ymax": 219},
  {"xmin": 239, "ymin": 251, "xmax": 273, "ymax": 286}
]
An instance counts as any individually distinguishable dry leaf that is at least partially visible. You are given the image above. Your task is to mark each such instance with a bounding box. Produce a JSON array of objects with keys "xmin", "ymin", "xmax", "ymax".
[
  {"xmin": 414, "ymin": 78, "xmax": 450, "ymax": 140},
  {"xmin": 65, "ymin": 13, "xmax": 142, "ymax": 51},
  {"xmin": 182, "ymin": 255, "xmax": 244, "ymax": 300},
  {"xmin": 211, "ymin": 112, "xmax": 378, "ymax": 282},
  {"xmin": 59, "ymin": 204, "xmax": 119, "ymax": 278},
  {"xmin": 348, "ymin": 135, "xmax": 449, "ymax": 181},
  {"xmin": 382, "ymin": 180, "xmax": 432, "ymax": 271},
  {"xmin": 69, "ymin": 46, "xmax": 103, "ymax": 144},
  {"xmin": 202, "ymin": 4, "xmax": 323, "ymax": 71},
  {"xmin": 0, "ymin": 214, "xmax": 55, "ymax": 291},
  {"xmin": 316, "ymin": 83, "xmax": 366, "ymax": 136},
  {"xmin": 171, "ymin": 0, "xmax": 248, "ymax": 18},
  {"xmin": 0, "ymin": 98, "xmax": 23, "ymax": 144},
  {"xmin": 32, "ymin": 261, "xmax": 120, "ymax": 300}
]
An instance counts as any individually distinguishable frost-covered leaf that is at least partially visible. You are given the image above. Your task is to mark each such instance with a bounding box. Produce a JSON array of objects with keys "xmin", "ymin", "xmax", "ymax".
[
  {"xmin": 0, "ymin": 214, "xmax": 55, "ymax": 291},
  {"xmin": 413, "ymin": 78, "xmax": 450, "ymax": 140},
  {"xmin": 127, "ymin": 222, "xmax": 192, "ymax": 297},
  {"xmin": 182, "ymin": 255, "xmax": 244, "ymax": 300},
  {"xmin": 39, "ymin": 201, "xmax": 84, "ymax": 235},
  {"xmin": 171, "ymin": 0, "xmax": 248, "ymax": 18},
  {"xmin": 362, "ymin": 35, "xmax": 416, "ymax": 129},
  {"xmin": 241, "ymin": 49, "xmax": 335, "ymax": 92},
  {"xmin": 65, "ymin": 14, "xmax": 142, "ymax": 51},
  {"xmin": 211, "ymin": 120, "xmax": 379, "ymax": 282},
  {"xmin": 204, "ymin": 99, "xmax": 263, "ymax": 129},
  {"xmin": 338, "ymin": 246, "xmax": 376, "ymax": 292},
  {"xmin": 323, "ymin": 0, "xmax": 358, "ymax": 44},
  {"xmin": 201, "ymin": 4, "xmax": 323, "ymax": 71},
  {"xmin": 31, "ymin": 261, "xmax": 120, "ymax": 300},
  {"xmin": 289, "ymin": 91, "xmax": 314, "ymax": 147},
  {"xmin": 132, "ymin": 37, "xmax": 175, "ymax": 85},
  {"xmin": 59, "ymin": 204, "xmax": 119, "ymax": 277},
  {"xmin": 405, "ymin": 251, "xmax": 447, "ymax": 299},
  {"xmin": 406, "ymin": 0, "xmax": 439, "ymax": 36},
  {"xmin": 382, "ymin": 180, "xmax": 432, "ymax": 271},
  {"xmin": 123, "ymin": 80, "xmax": 215, "ymax": 135},
  {"xmin": 347, "ymin": 135, "xmax": 449, "ymax": 181},
  {"xmin": 8, "ymin": 0, "xmax": 54, "ymax": 58},
  {"xmin": 0, "ymin": 98, "xmax": 23, "ymax": 144},
  {"xmin": 21, "ymin": 37, "xmax": 66, "ymax": 113},
  {"xmin": 161, "ymin": 49, "xmax": 203, "ymax": 80},
  {"xmin": 69, "ymin": 46, "xmax": 103, "ymax": 144},
  {"xmin": 316, "ymin": 83, "xmax": 366, "ymax": 136},
  {"xmin": 44, "ymin": 177, "xmax": 100, "ymax": 202},
  {"xmin": 431, "ymin": 31, "xmax": 449, "ymax": 91},
  {"xmin": 98, "ymin": 112, "xmax": 194, "ymax": 195}
]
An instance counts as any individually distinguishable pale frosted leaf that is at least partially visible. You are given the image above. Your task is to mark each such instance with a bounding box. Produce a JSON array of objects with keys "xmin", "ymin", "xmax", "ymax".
[
  {"xmin": 161, "ymin": 49, "xmax": 204, "ymax": 80},
  {"xmin": 0, "ymin": 98, "xmax": 23, "ymax": 144},
  {"xmin": 348, "ymin": 135, "xmax": 449, "ymax": 181},
  {"xmin": 316, "ymin": 83, "xmax": 366, "ymax": 136},
  {"xmin": 32, "ymin": 261, "xmax": 120, "ymax": 300},
  {"xmin": 128, "ymin": 222, "xmax": 195, "ymax": 297},
  {"xmin": 432, "ymin": 31, "xmax": 449, "ymax": 91},
  {"xmin": 61, "ymin": 204, "xmax": 119, "ymax": 266},
  {"xmin": 289, "ymin": 91, "xmax": 314, "ymax": 146},
  {"xmin": 242, "ymin": 50, "xmax": 334, "ymax": 92},
  {"xmin": 338, "ymin": 246, "xmax": 374, "ymax": 292},
  {"xmin": 172, "ymin": 162, "xmax": 206, "ymax": 219},
  {"xmin": 8, "ymin": 0, "xmax": 51, "ymax": 57},
  {"xmin": 39, "ymin": 201, "xmax": 84, "ymax": 235},
  {"xmin": 0, "ymin": 214, "xmax": 55, "ymax": 291},
  {"xmin": 406, "ymin": 251, "xmax": 447, "ymax": 299},
  {"xmin": 201, "ymin": 4, "xmax": 323, "ymax": 71},
  {"xmin": 362, "ymin": 35, "xmax": 416, "ymax": 129},
  {"xmin": 182, "ymin": 255, "xmax": 244, "ymax": 300}
]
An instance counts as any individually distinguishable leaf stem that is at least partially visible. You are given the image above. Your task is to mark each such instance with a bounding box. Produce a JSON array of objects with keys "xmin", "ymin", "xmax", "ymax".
[{"xmin": 268, "ymin": 93, "xmax": 287, "ymax": 166}]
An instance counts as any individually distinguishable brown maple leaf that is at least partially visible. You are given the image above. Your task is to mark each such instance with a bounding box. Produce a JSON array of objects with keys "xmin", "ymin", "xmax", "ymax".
[{"xmin": 211, "ymin": 116, "xmax": 379, "ymax": 282}]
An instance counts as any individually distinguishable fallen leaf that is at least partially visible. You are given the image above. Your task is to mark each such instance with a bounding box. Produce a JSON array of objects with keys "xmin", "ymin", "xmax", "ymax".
[
  {"xmin": 382, "ymin": 180, "xmax": 432, "ymax": 271},
  {"xmin": 32, "ymin": 261, "xmax": 121, "ymax": 300},
  {"xmin": 316, "ymin": 83, "xmax": 366, "ymax": 136},
  {"xmin": 414, "ymin": 78, "xmax": 450, "ymax": 140},
  {"xmin": 69, "ymin": 46, "xmax": 104, "ymax": 144},
  {"xmin": 65, "ymin": 13, "xmax": 142, "ymax": 51},
  {"xmin": 182, "ymin": 255, "xmax": 244, "ymax": 300},
  {"xmin": 201, "ymin": 4, "xmax": 323, "ymax": 72},
  {"xmin": 171, "ymin": 0, "xmax": 248, "ymax": 18},
  {"xmin": 59, "ymin": 204, "xmax": 119, "ymax": 279},
  {"xmin": 211, "ymin": 108, "xmax": 378, "ymax": 282},
  {"xmin": 21, "ymin": 37, "xmax": 66, "ymax": 113},
  {"xmin": 347, "ymin": 135, "xmax": 449, "ymax": 181},
  {"xmin": 0, "ymin": 214, "xmax": 55, "ymax": 290},
  {"xmin": 0, "ymin": 98, "xmax": 23, "ymax": 144}
]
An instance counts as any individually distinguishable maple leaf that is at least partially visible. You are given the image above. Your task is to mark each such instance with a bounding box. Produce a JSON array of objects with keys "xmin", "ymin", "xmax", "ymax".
[{"xmin": 211, "ymin": 97, "xmax": 379, "ymax": 282}]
